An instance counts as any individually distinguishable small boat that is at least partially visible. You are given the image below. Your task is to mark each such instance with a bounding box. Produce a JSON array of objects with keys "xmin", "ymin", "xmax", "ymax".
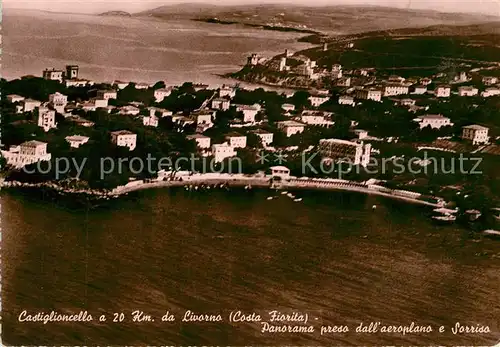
[
  {"xmin": 432, "ymin": 215, "xmax": 456, "ymax": 222},
  {"xmin": 281, "ymin": 191, "xmax": 288, "ymax": 195},
  {"xmin": 294, "ymin": 198, "xmax": 303, "ymax": 202},
  {"xmin": 372, "ymin": 205, "xmax": 377, "ymax": 210},
  {"xmin": 267, "ymin": 197, "xmax": 274, "ymax": 200},
  {"xmin": 482, "ymin": 229, "xmax": 500, "ymax": 238},
  {"xmin": 287, "ymin": 193, "xmax": 295, "ymax": 198},
  {"xmin": 433, "ymin": 207, "xmax": 458, "ymax": 215}
]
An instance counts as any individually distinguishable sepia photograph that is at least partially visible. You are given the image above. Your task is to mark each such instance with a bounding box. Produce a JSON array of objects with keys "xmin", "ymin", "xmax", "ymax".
[{"xmin": 1, "ymin": 0, "xmax": 499, "ymax": 345}]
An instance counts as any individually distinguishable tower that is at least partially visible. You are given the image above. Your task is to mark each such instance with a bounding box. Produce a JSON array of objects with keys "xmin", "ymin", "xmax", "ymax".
[
  {"xmin": 65, "ymin": 65, "xmax": 79, "ymax": 80},
  {"xmin": 279, "ymin": 57, "xmax": 287, "ymax": 72}
]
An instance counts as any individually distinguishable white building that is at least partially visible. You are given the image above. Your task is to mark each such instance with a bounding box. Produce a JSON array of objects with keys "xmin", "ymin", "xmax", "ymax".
[
  {"xmin": 65, "ymin": 135, "xmax": 90, "ymax": 148},
  {"xmin": 299, "ymin": 110, "xmax": 334, "ymax": 127},
  {"xmin": 37, "ymin": 107, "xmax": 57, "ymax": 132},
  {"xmin": 482, "ymin": 76, "xmax": 498, "ymax": 85},
  {"xmin": 49, "ymin": 92, "xmax": 68, "ymax": 113},
  {"xmin": 356, "ymin": 88, "xmax": 382, "ymax": 102},
  {"xmin": 336, "ymin": 77, "xmax": 351, "ymax": 87},
  {"xmin": 142, "ymin": 115, "xmax": 159, "ymax": 127},
  {"xmin": 412, "ymin": 85, "xmax": 427, "ymax": 95},
  {"xmin": 7, "ymin": 94, "xmax": 25, "ymax": 103},
  {"xmin": 212, "ymin": 142, "xmax": 237, "ymax": 163},
  {"xmin": 318, "ymin": 139, "xmax": 371, "ymax": 167},
  {"xmin": 97, "ymin": 90, "xmax": 118, "ymax": 100},
  {"xmin": 481, "ymin": 88, "xmax": 500, "ymax": 97},
  {"xmin": 111, "ymin": 130, "xmax": 137, "ymax": 151},
  {"xmin": 219, "ymin": 85, "xmax": 236, "ymax": 99},
  {"xmin": 21, "ymin": 99, "xmax": 42, "ymax": 113},
  {"xmin": 225, "ymin": 133, "xmax": 247, "ymax": 148},
  {"xmin": 191, "ymin": 110, "xmax": 215, "ymax": 126},
  {"xmin": 277, "ymin": 120, "xmax": 306, "ymax": 137},
  {"xmin": 399, "ymin": 98, "xmax": 416, "ymax": 107},
  {"xmin": 414, "ymin": 114, "xmax": 453, "ymax": 129},
  {"xmin": 282, "ymin": 103, "xmax": 295, "ymax": 112},
  {"xmin": 43, "ymin": 68, "xmax": 64, "ymax": 83},
  {"xmin": 1, "ymin": 140, "xmax": 52, "ymax": 169},
  {"xmin": 338, "ymin": 95, "xmax": 355, "ymax": 106},
  {"xmin": 458, "ymin": 86, "xmax": 479, "ymax": 97},
  {"xmin": 270, "ymin": 166, "xmax": 290, "ymax": 179},
  {"xmin": 354, "ymin": 129, "xmax": 368, "ymax": 139},
  {"xmin": 65, "ymin": 79, "xmax": 92, "ymax": 88},
  {"xmin": 462, "ymin": 125, "xmax": 490, "ymax": 145},
  {"xmin": 154, "ymin": 88, "xmax": 173, "ymax": 102},
  {"xmin": 308, "ymin": 94, "xmax": 330, "ymax": 107},
  {"xmin": 383, "ymin": 83, "xmax": 409, "ymax": 97},
  {"xmin": 251, "ymin": 129, "xmax": 274, "ymax": 146},
  {"xmin": 119, "ymin": 105, "xmax": 140, "ymax": 116},
  {"xmin": 187, "ymin": 134, "xmax": 211, "ymax": 149},
  {"xmin": 435, "ymin": 85, "xmax": 451, "ymax": 98},
  {"xmin": 211, "ymin": 98, "xmax": 230, "ymax": 111},
  {"xmin": 236, "ymin": 104, "xmax": 260, "ymax": 123},
  {"xmin": 135, "ymin": 83, "xmax": 150, "ymax": 90}
]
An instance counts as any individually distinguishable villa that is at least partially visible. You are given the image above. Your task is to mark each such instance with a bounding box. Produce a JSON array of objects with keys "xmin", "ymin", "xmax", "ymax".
[
  {"xmin": 211, "ymin": 98, "xmax": 230, "ymax": 111},
  {"xmin": 462, "ymin": 125, "xmax": 490, "ymax": 145},
  {"xmin": 97, "ymin": 90, "xmax": 118, "ymax": 100},
  {"xmin": 119, "ymin": 105, "xmax": 140, "ymax": 116},
  {"xmin": 458, "ymin": 86, "xmax": 479, "ymax": 97},
  {"xmin": 356, "ymin": 88, "xmax": 382, "ymax": 102},
  {"xmin": 225, "ymin": 132, "xmax": 247, "ymax": 148},
  {"xmin": 49, "ymin": 92, "xmax": 68, "ymax": 113},
  {"xmin": 338, "ymin": 95, "xmax": 355, "ymax": 106},
  {"xmin": 251, "ymin": 129, "xmax": 274, "ymax": 146},
  {"xmin": 1, "ymin": 140, "xmax": 52, "ymax": 169},
  {"xmin": 212, "ymin": 142, "xmax": 237, "ymax": 163},
  {"xmin": 412, "ymin": 85, "xmax": 427, "ymax": 95},
  {"xmin": 219, "ymin": 85, "xmax": 237, "ymax": 99},
  {"xmin": 414, "ymin": 114, "xmax": 453, "ymax": 129},
  {"xmin": 43, "ymin": 68, "xmax": 64, "ymax": 83},
  {"xmin": 281, "ymin": 103, "xmax": 295, "ymax": 112},
  {"xmin": 318, "ymin": 138, "xmax": 371, "ymax": 167},
  {"xmin": 110, "ymin": 130, "xmax": 137, "ymax": 151},
  {"xmin": 7, "ymin": 94, "xmax": 25, "ymax": 103},
  {"xmin": 383, "ymin": 83, "xmax": 409, "ymax": 97},
  {"xmin": 481, "ymin": 88, "xmax": 500, "ymax": 97},
  {"xmin": 37, "ymin": 107, "xmax": 57, "ymax": 132},
  {"xmin": 308, "ymin": 93, "xmax": 330, "ymax": 107},
  {"xmin": 236, "ymin": 104, "xmax": 260, "ymax": 123},
  {"xmin": 482, "ymin": 76, "xmax": 498, "ymax": 85},
  {"xmin": 435, "ymin": 85, "xmax": 451, "ymax": 98},
  {"xmin": 142, "ymin": 115, "xmax": 159, "ymax": 127},
  {"xmin": 65, "ymin": 135, "xmax": 90, "ymax": 148},
  {"xmin": 187, "ymin": 134, "xmax": 211, "ymax": 149},
  {"xmin": 277, "ymin": 120, "xmax": 306, "ymax": 137}
]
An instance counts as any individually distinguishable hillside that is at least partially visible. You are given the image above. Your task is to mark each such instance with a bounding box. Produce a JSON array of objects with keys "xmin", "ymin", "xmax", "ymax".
[
  {"xmin": 99, "ymin": 11, "xmax": 132, "ymax": 17},
  {"xmin": 136, "ymin": 4, "xmax": 499, "ymax": 34}
]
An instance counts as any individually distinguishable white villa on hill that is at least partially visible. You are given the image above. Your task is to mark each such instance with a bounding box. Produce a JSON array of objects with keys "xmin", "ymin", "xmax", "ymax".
[
  {"xmin": 225, "ymin": 133, "xmax": 247, "ymax": 148},
  {"xmin": 277, "ymin": 120, "xmax": 306, "ymax": 137},
  {"xmin": 1, "ymin": 141, "xmax": 52, "ymax": 168},
  {"xmin": 318, "ymin": 139, "xmax": 371, "ymax": 167},
  {"xmin": 37, "ymin": 107, "xmax": 57, "ymax": 132},
  {"xmin": 110, "ymin": 130, "xmax": 137, "ymax": 151},
  {"xmin": 212, "ymin": 142, "xmax": 237, "ymax": 163},
  {"xmin": 413, "ymin": 114, "xmax": 453, "ymax": 129},
  {"xmin": 462, "ymin": 125, "xmax": 490, "ymax": 145},
  {"xmin": 251, "ymin": 129, "xmax": 274, "ymax": 146},
  {"xmin": 65, "ymin": 135, "xmax": 90, "ymax": 148}
]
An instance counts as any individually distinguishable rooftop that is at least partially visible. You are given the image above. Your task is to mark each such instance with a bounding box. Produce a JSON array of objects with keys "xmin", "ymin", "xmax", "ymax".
[
  {"xmin": 22, "ymin": 140, "xmax": 47, "ymax": 148},
  {"xmin": 279, "ymin": 120, "xmax": 305, "ymax": 127},
  {"xmin": 111, "ymin": 130, "xmax": 135, "ymax": 136},
  {"xmin": 187, "ymin": 134, "xmax": 210, "ymax": 139},
  {"xmin": 463, "ymin": 124, "xmax": 489, "ymax": 130}
]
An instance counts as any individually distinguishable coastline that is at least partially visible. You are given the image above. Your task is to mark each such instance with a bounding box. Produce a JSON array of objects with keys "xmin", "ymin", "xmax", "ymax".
[{"xmin": 1, "ymin": 173, "xmax": 440, "ymax": 208}]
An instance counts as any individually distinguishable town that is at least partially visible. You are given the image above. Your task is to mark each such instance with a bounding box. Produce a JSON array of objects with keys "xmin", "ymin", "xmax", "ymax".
[{"xmin": 1, "ymin": 39, "xmax": 500, "ymax": 228}]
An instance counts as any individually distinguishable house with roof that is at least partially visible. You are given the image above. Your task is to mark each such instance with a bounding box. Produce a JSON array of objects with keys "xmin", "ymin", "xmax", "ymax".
[
  {"xmin": 119, "ymin": 105, "xmax": 140, "ymax": 116},
  {"xmin": 251, "ymin": 129, "xmax": 274, "ymax": 146},
  {"xmin": 110, "ymin": 130, "xmax": 137, "ymax": 151},
  {"xmin": 65, "ymin": 135, "xmax": 90, "ymax": 148},
  {"xmin": 308, "ymin": 93, "xmax": 330, "ymax": 107},
  {"xmin": 1, "ymin": 140, "xmax": 52, "ymax": 168},
  {"xmin": 219, "ymin": 85, "xmax": 236, "ymax": 99},
  {"xmin": 187, "ymin": 134, "xmax": 211, "ymax": 149},
  {"xmin": 318, "ymin": 138, "xmax": 371, "ymax": 167},
  {"xmin": 212, "ymin": 142, "xmax": 237, "ymax": 163},
  {"xmin": 37, "ymin": 107, "xmax": 57, "ymax": 132},
  {"xmin": 355, "ymin": 88, "xmax": 382, "ymax": 102},
  {"xmin": 277, "ymin": 120, "xmax": 306, "ymax": 137},
  {"xmin": 458, "ymin": 86, "xmax": 479, "ymax": 97},
  {"xmin": 225, "ymin": 132, "xmax": 247, "ymax": 148},
  {"xmin": 97, "ymin": 90, "xmax": 118, "ymax": 100},
  {"xmin": 7, "ymin": 94, "xmax": 25, "ymax": 103},
  {"xmin": 282, "ymin": 103, "xmax": 295, "ymax": 112},
  {"xmin": 43, "ymin": 68, "xmax": 64, "ymax": 83},
  {"xmin": 338, "ymin": 95, "xmax": 355, "ymax": 106},
  {"xmin": 211, "ymin": 98, "xmax": 230, "ymax": 111},
  {"xmin": 236, "ymin": 104, "xmax": 260, "ymax": 123},
  {"xmin": 482, "ymin": 76, "xmax": 498, "ymax": 85},
  {"xmin": 412, "ymin": 85, "xmax": 427, "ymax": 95},
  {"xmin": 383, "ymin": 83, "xmax": 409, "ymax": 97},
  {"xmin": 481, "ymin": 88, "xmax": 500, "ymax": 97},
  {"xmin": 113, "ymin": 81, "xmax": 130, "ymax": 89},
  {"xmin": 413, "ymin": 114, "xmax": 453, "ymax": 129},
  {"xmin": 462, "ymin": 125, "xmax": 490, "ymax": 145},
  {"xmin": 142, "ymin": 115, "xmax": 159, "ymax": 127},
  {"xmin": 49, "ymin": 92, "xmax": 68, "ymax": 113},
  {"xmin": 19, "ymin": 99, "xmax": 42, "ymax": 113},
  {"xmin": 435, "ymin": 85, "xmax": 451, "ymax": 98},
  {"xmin": 299, "ymin": 110, "xmax": 334, "ymax": 127},
  {"xmin": 135, "ymin": 83, "xmax": 150, "ymax": 90}
]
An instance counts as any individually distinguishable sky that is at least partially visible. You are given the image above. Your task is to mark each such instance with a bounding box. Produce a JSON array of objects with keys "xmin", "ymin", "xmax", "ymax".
[{"xmin": 3, "ymin": 0, "xmax": 500, "ymax": 16}]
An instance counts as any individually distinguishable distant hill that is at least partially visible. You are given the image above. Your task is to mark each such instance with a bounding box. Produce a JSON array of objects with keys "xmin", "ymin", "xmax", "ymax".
[
  {"xmin": 136, "ymin": 4, "xmax": 499, "ymax": 34},
  {"xmin": 99, "ymin": 11, "xmax": 132, "ymax": 17}
]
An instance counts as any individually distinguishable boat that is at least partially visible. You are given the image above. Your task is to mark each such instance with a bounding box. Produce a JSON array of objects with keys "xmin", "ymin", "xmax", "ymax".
[
  {"xmin": 482, "ymin": 229, "xmax": 500, "ymax": 238},
  {"xmin": 465, "ymin": 209, "xmax": 482, "ymax": 221},
  {"xmin": 372, "ymin": 205, "xmax": 377, "ymax": 210},
  {"xmin": 294, "ymin": 198, "xmax": 303, "ymax": 202},
  {"xmin": 286, "ymin": 193, "xmax": 295, "ymax": 198},
  {"xmin": 433, "ymin": 207, "xmax": 458, "ymax": 215},
  {"xmin": 267, "ymin": 197, "xmax": 274, "ymax": 200},
  {"xmin": 432, "ymin": 215, "xmax": 456, "ymax": 223},
  {"xmin": 281, "ymin": 191, "xmax": 288, "ymax": 195}
]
